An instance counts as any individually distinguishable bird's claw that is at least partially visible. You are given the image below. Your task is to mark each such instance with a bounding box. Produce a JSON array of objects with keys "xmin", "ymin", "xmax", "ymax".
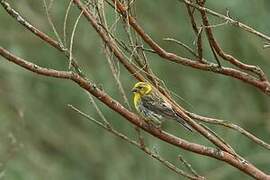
[
  {"xmin": 144, "ymin": 119, "xmax": 162, "ymax": 131},
  {"xmin": 155, "ymin": 121, "xmax": 162, "ymax": 131}
]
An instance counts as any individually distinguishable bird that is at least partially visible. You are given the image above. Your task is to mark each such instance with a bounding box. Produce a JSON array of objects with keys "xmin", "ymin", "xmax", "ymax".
[{"xmin": 131, "ymin": 82, "xmax": 193, "ymax": 131}]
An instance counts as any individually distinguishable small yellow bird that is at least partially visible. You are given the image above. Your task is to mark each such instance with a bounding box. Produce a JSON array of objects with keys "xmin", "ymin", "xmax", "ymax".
[{"xmin": 131, "ymin": 82, "xmax": 192, "ymax": 131}]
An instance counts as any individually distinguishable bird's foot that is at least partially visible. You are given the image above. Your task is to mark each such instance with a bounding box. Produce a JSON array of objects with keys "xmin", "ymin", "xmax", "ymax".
[
  {"xmin": 151, "ymin": 120, "xmax": 163, "ymax": 131},
  {"xmin": 154, "ymin": 121, "xmax": 162, "ymax": 131},
  {"xmin": 144, "ymin": 119, "xmax": 162, "ymax": 131}
]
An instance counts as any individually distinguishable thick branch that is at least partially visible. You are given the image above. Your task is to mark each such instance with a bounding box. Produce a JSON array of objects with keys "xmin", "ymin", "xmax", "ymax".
[
  {"xmin": 69, "ymin": 105, "xmax": 204, "ymax": 180},
  {"xmin": 196, "ymin": 0, "xmax": 266, "ymax": 81},
  {"xmin": 108, "ymin": 0, "xmax": 270, "ymax": 96},
  {"xmin": 1, "ymin": 1, "xmax": 269, "ymax": 179},
  {"xmin": 73, "ymin": 0, "xmax": 242, "ymax": 157},
  {"xmin": 1, "ymin": 47, "xmax": 270, "ymax": 180},
  {"xmin": 71, "ymin": 0, "xmax": 145, "ymax": 82},
  {"xmin": 0, "ymin": 0, "xmax": 83, "ymax": 76}
]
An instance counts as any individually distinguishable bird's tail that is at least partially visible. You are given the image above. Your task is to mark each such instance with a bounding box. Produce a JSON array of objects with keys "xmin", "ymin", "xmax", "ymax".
[{"xmin": 175, "ymin": 116, "xmax": 193, "ymax": 132}]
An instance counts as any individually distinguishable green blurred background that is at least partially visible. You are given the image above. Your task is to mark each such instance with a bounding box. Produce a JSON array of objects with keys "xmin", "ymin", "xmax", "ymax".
[{"xmin": 0, "ymin": 1, "xmax": 270, "ymax": 179}]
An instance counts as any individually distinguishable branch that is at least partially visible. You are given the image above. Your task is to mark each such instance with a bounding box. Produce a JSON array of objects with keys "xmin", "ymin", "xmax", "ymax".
[
  {"xmin": 1, "ymin": 1, "xmax": 269, "ymax": 179},
  {"xmin": 186, "ymin": 112, "xmax": 270, "ymax": 151},
  {"xmin": 2, "ymin": 0, "xmax": 269, "ymax": 95},
  {"xmin": 0, "ymin": 0, "xmax": 84, "ymax": 77},
  {"xmin": 195, "ymin": 0, "xmax": 266, "ymax": 81},
  {"xmin": 72, "ymin": 0, "xmax": 146, "ymax": 82},
  {"xmin": 1, "ymin": 47, "xmax": 270, "ymax": 179},
  {"xmin": 182, "ymin": 0, "xmax": 270, "ymax": 43},
  {"xmin": 73, "ymin": 0, "xmax": 242, "ymax": 159},
  {"xmin": 163, "ymin": 38, "xmax": 198, "ymax": 58},
  {"xmin": 68, "ymin": 105, "xmax": 204, "ymax": 180},
  {"xmin": 185, "ymin": 4, "xmax": 203, "ymax": 62},
  {"xmin": 107, "ymin": 0, "xmax": 270, "ymax": 96}
]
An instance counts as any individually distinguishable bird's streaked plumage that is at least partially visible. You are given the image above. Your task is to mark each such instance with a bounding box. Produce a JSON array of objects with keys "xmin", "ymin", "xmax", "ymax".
[{"xmin": 132, "ymin": 82, "xmax": 192, "ymax": 131}]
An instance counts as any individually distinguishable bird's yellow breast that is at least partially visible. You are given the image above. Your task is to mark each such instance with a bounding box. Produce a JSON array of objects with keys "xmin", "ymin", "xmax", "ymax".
[{"xmin": 133, "ymin": 93, "xmax": 141, "ymax": 111}]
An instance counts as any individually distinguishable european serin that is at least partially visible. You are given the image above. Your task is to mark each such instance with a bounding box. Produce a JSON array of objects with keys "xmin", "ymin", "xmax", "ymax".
[{"xmin": 132, "ymin": 82, "xmax": 192, "ymax": 131}]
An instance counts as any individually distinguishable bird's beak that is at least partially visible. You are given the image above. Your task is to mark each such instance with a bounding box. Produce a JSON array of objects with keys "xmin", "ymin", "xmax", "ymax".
[{"xmin": 132, "ymin": 88, "xmax": 138, "ymax": 93}]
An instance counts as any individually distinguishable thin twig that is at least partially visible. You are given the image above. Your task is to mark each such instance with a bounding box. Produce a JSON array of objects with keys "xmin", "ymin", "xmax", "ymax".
[
  {"xmin": 105, "ymin": 0, "xmax": 270, "ymax": 95},
  {"xmin": 0, "ymin": 0, "xmax": 85, "ymax": 77},
  {"xmin": 43, "ymin": 0, "xmax": 64, "ymax": 47},
  {"xmin": 105, "ymin": 1, "xmax": 161, "ymax": 146},
  {"xmin": 164, "ymin": 38, "xmax": 198, "ymax": 58},
  {"xmin": 88, "ymin": 94, "xmax": 110, "ymax": 126},
  {"xmin": 178, "ymin": 155, "xmax": 201, "ymax": 177},
  {"xmin": 68, "ymin": 105, "xmax": 203, "ymax": 180},
  {"xmin": 185, "ymin": 4, "xmax": 203, "ymax": 62},
  {"xmin": 63, "ymin": 0, "xmax": 73, "ymax": 47},
  {"xmin": 69, "ymin": 9, "xmax": 83, "ymax": 69},
  {"xmin": 95, "ymin": 0, "xmax": 131, "ymax": 109},
  {"xmin": 182, "ymin": 0, "xmax": 270, "ymax": 43},
  {"xmin": 195, "ymin": 0, "xmax": 265, "ymax": 79},
  {"xmin": 186, "ymin": 112, "xmax": 270, "ymax": 151},
  {"xmin": 106, "ymin": 51, "xmax": 132, "ymax": 109}
]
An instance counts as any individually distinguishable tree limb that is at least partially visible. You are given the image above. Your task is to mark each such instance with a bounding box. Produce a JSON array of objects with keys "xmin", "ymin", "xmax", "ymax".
[{"xmin": 1, "ymin": 47, "xmax": 269, "ymax": 179}]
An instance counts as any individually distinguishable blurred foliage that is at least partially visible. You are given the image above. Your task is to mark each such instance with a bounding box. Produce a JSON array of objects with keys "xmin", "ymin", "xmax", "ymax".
[{"xmin": 0, "ymin": 1, "xmax": 270, "ymax": 180}]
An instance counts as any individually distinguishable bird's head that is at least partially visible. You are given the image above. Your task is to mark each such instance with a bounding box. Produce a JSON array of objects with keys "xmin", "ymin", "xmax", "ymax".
[{"xmin": 132, "ymin": 82, "xmax": 152, "ymax": 96}]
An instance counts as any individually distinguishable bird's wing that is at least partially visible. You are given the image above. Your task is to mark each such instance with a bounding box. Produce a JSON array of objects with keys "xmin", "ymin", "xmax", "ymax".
[
  {"xmin": 141, "ymin": 93, "xmax": 176, "ymax": 118},
  {"xmin": 142, "ymin": 93, "xmax": 193, "ymax": 132}
]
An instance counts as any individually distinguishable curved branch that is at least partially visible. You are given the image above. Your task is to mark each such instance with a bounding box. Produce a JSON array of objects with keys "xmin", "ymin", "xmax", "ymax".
[
  {"xmin": 196, "ymin": 0, "xmax": 266, "ymax": 81},
  {"xmin": 69, "ymin": 105, "xmax": 204, "ymax": 180},
  {"xmin": 1, "ymin": 47, "xmax": 270, "ymax": 180},
  {"xmin": 73, "ymin": 0, "xmax": 241, "ymax": 158},
  {"xmin": 186, "ymin": 112, "xmax": 270, "ymax": 151},
  {"xmin": 1, "ymin": 1, "xmax": 269, "ymax": 179},
  {"xmin": 182, "ymin": 0, "xmax": 270, "ymax": 43},
  {"xmin": 71, "ymin": 0, "xmax": 146, "ymax": 82},
  {"xmin": 108, "ymin": 0, "xmax": 270, "ymax": 96},
  {"xmin": 0, "ymin": 0, "xmax": 83, "ymax": 76}
]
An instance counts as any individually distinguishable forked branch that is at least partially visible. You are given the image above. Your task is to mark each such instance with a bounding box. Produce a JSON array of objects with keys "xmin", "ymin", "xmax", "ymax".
[
  {"xmin": 108, "ymin": 0, "xmax": 270, "ymax": 95},
  {"xmin": 0, "ymin": 47, "xmax": 269, "ymax": 179},
  {"xmin": 1, "ymin": 0, "xmax": 270, "ymax": 179}
]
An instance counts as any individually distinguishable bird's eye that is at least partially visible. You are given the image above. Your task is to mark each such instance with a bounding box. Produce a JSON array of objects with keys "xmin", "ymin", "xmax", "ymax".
[{"xmin": 138, "ymin": 86, "xmax": 142, "ymax": 89}]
